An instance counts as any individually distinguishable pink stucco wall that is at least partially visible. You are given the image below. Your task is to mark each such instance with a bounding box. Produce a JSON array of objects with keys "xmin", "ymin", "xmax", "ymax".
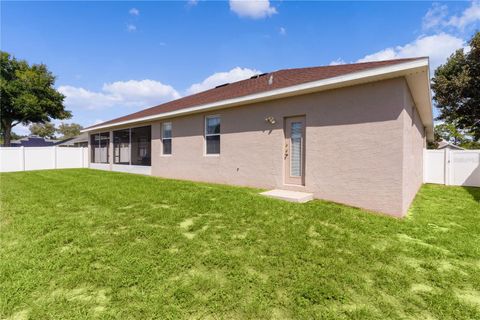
[
  {"xmin": 401, "ymin": 85, "xmax": 426, "ymax": 213},
  {"xmin": 89, "ymin": 77, "xmax": 426, "ymax": 217}
]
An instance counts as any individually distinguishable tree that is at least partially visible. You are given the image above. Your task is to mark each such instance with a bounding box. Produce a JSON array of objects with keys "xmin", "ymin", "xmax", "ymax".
[
  {"xmin": 29, "ymin": 122, "xmax": 56, "ymax": 138},
  {"xmin": 0, "ymin": 51, "xmax": 71, "ymax": 146},
  {"xmin": 57, "ymin": 122, "xmax": 83, "ymax": 139},
  {"xmin": 432, "ymin": 31, "xmax": 480, "ymax": 140},
  {"xmin": 0, "ymin": 130, "xmax": 25, "ymax": 145},
  {"xmin": 435, "ymin": 123, "xmax": 467, "ymax": 145},
  {"xmin": 427, "ymin": 122, "xmax": 480, "ymax": 149}
]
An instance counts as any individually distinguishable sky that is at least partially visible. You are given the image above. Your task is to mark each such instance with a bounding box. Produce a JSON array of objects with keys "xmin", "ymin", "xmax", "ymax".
[{"xmin": 1, "ymin": 0, "xmax": 479, "ymax": 135}]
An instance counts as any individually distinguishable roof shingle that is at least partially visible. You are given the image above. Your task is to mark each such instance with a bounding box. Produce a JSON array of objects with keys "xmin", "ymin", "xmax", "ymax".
[{"xmin": 87, "ymin": 58, "xmax": 423, "ymax": 129}]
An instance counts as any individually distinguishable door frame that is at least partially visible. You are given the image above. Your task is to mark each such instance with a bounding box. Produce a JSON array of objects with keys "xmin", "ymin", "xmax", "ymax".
[{"xmin": 283, "ymin": 115, "xmax": 306, "ymax": 186}]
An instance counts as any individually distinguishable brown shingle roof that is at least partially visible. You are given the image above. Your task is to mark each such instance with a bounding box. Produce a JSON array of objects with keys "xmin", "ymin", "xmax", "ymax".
[{"xmin": 87, "ymin": 58, "xmax": 424, "ymax": 129}]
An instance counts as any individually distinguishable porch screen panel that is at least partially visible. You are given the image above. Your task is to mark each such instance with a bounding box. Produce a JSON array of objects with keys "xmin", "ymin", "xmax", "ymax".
[
  {"xmin": 91, "ymin": 134, "xmax": 98, "ymax": 163},
  {"xmin": 113, "ymin": 129, "xmax": 130, "ymax": 164},
  {"xmin": 90, "ymin": 132, "xmax": 109, "ymax": 163},
  {"xmin": 131, "ymin": 126, "xmax": 151, "ymax": 166},
  {"xmin": 99, "ymin": 132, "xmax": 110, "ymax": 163}
]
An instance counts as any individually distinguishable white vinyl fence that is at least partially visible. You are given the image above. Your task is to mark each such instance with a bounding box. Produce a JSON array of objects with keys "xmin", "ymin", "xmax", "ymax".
[
  {"xmin": 0, "ymin": 146, "xmax": 88, "ymax": 172},
  {"xmin": 1, "ymin": 146, "xmax": 479, "ymax": 187},
  {"xmin": 424, "ymin": 149, "xmax": 480, "ymax": 187}
]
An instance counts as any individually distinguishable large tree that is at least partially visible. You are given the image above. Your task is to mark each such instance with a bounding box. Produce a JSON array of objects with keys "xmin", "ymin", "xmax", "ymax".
[
  {"xmin": 57, "ymin": 122, "xmax": 83, "ymax": 139},
  {"xmin": 29, "ymin": 122, "xmax": 56, "ymax": 138},
  {"xmin": 0, "ymin": 51, "xmax": 71, "ymax": 146},
  {"xmin": 432, "ymin": 31, "xmax": 480, "ymax": 140}
]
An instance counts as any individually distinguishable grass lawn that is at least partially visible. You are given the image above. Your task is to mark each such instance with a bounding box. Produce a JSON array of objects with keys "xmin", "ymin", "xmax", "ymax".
[{"xmin": 1, "ymin": 169, "xmax": 479, "ymax": 319}]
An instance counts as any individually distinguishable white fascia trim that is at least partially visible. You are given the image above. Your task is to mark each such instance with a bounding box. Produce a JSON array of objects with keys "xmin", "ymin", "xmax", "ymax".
[{"xmin": 83, "ymin": 58, "xmax": 429, "ymax": 133}]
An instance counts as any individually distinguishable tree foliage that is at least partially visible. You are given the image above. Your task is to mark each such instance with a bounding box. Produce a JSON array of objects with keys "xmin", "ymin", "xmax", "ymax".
[
  {"xmin": 57, "ymin": 122, "xmax": 83, "ymax": 139},
  {"xmin": 432, "ymin": 31, "xmax": 480, "ymax": 140},
  {"xmin": 0, "ymin": 51, "xmax": 71, "ymax": 146},
  {"xmin": 428, "ymin": 122, "xmax": 480, "ymax": 149},
  {"xmin": 436, "ymin": 123, "xmax": 467, "ymax": 145},
  {"xmin": 29, "ymin": 122, "xmax": 56, "ymax": 138}
]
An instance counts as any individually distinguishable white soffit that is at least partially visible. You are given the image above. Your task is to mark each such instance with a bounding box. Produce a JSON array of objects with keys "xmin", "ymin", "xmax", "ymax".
[{"xmin": 83, "ymin": 58, "xmax": 433, "ymax": 136}]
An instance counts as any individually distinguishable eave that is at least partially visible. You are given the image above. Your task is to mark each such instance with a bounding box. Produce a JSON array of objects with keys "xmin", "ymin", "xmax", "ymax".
[{"xmin": 82, "ymin": 58, "xmax": 434, "ymax": 141}]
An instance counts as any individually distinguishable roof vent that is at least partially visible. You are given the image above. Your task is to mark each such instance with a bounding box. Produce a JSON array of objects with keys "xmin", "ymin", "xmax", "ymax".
[
  {"xmin": 268, "ymin": 75, "xmax": 274, "ymax": 85},
  {"xmin": 215, "ymin": 83, "xmax": 230, "ymax": 88},
  {"xmin": 250, "ymin": 73, "xmax": 268, "ymax": 79}
]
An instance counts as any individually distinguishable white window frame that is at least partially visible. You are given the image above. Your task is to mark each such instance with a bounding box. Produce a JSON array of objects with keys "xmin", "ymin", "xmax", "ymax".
[
  {"xmin": 204, "ymin": 115, "xmax": 220, "ymax": 156},
  {"xmin": 161, "ymin": 122, "xmax": 172, "ymax": 156}
]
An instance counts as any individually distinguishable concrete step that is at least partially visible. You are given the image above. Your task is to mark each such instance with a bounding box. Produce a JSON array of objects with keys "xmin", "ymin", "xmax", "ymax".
[{"xmin": 260, "ymin": 189, "xmax": 314, "ymax": 203}]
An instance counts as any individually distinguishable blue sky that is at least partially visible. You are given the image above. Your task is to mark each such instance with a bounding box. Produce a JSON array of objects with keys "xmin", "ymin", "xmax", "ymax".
[{"xmin": 2, "ymin": 1, "xmax": 479, "ymax": 135}]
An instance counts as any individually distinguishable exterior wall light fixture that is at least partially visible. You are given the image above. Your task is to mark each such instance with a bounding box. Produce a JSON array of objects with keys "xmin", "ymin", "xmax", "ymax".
[{"xmin": 265, "ymin": 116, "xmax": 276, "ymax": 125}]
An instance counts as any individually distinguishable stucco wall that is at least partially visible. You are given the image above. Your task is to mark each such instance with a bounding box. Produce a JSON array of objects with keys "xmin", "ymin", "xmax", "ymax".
[
  {"xmin": 89, "ymin": 77, "xmax": 426, "ymax": 217},
  {"xmin": 401, "ymin": 83, "xmax": 426, "ymax": 213},
  {"xmin": 149, "ymin": 77, "xmax": 407, "ymax": 216}
]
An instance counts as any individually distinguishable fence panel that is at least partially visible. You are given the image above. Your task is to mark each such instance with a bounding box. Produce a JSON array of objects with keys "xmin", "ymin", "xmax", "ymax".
[
  {"xmin": 57, "ymin": 147, "xmax": 85, "ymax": 169},
  {"xmin": 0, "ymin": 146, "xmax": 87, "ymax": 172},
  {"xmin": 450, "ymin": 150, "xmax": 480, "ymax": 187},
  {"xmin": 0, "ymin": 147, "xmax": 24, "ymax": 172},
  {"xmin": 24, "ymin": 147, "xmax": 56, "ymax": 171},
  {"xmin": 424, "ymin": 149, "xmax": 480, "ymax": 187},
  {"xmin": 423, "ymin": 150, "xmax": 446, "ymax": 184}
]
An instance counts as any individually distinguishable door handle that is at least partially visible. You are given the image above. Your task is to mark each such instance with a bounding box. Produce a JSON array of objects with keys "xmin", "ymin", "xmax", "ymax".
[{"xmin": 284, "ymin": 143, "xmax": 289, "ymax": 158}]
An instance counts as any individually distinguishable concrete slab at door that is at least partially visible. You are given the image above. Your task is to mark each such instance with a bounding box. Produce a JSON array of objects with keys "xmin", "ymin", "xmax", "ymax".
[{"xmin": 261, "ymin": 189, "xmax": 313, "ymax": 203}]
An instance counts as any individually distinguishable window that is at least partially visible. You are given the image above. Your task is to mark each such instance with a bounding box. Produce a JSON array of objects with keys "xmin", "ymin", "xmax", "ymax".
[
  {"xmin": 130, "ymin": 126, "xmax": 151, "ymax": 166},
  {"xmin": 205, "ymin": 115, "xmax": 220, "ymax": 155},
  {"xmin": 162, "ymin": 122, "xmax": 172, "ymax": 155},
  {"xmin": 90, "ymin": 132, "xmax": 110, "ymax": 163},
  {"xmin": 290, "ymin": 122, "xmax": 302, "ymax": 177},
  {"xmin": 113, "ymin": 129, "xmax": 130, "ymax": 164}
]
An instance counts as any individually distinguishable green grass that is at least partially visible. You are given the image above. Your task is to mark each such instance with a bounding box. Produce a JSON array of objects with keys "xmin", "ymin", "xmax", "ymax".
[{"xmin": 1, "ymin": 169, "xmax": 479, "ymax": 319}]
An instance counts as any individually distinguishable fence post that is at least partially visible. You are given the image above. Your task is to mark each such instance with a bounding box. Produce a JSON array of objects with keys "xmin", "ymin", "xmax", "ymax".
[
  {"xmin": 423, "ymin": 149, "xmax": 426, "ymax": 183},
  {"xmin": 21, "ymin": 146, "xmax": 25, "ymax": 171},
  {"xmin": 444, "ymin": 149, "xmax": 450, "ymax": 185},
  {"xmin": 54, "ymin": 146, "xmax": 58, "ymax": 169},
  {"xmin": 81, "ymin": 147, "xmax": 85, "ymax": 168}
]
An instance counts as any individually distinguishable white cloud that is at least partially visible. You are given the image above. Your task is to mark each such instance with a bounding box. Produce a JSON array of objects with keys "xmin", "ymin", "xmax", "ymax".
[
  {"xmin": 329, "ymin": 58, "xmax": 346, "ymax": 66},
  {"xmin": 279, "ymin": 27, "xmax": 287, "ymax": 35},
  {"xmin": 12, "ymin": 123, "xmax": 30, "ymax": 136},
  {"xmin": 187, "ymin": 0, "xmax": 198, "ymax": 6},
  {"xmin": 58, "ymin": 80, "xmax": 181, "ymax": 110},
  {"xmin": 357, "ymin": 48, "xmax": 397, "ymax": 62},
  {"xmin": 357, "ymin": 33, "xmax": 466, "ymax": 71},
  {"xmin": 446, "ymin": 0, "xmax": 480, "ymax": 29},
  {"xmin": 229, "ymin": 0, "xmax": 277, "ymax": 19},
  {"xmin": 129, "ymin": 8, "xmax": 140, "ymax": 16},
  {"xmin": 127, "ymin": 24, "xmax": 136, "ymax": 32},
  {"xmin": 186, "ymin": 67, "xmax": 261, "ymax": 94},
  {"xmin": 422, "ymin": 3, "xmax": 448, "ymax": 30},
  {"xmin": 423, "ymin": 1, "xmax": 480, "ymax": 30}
]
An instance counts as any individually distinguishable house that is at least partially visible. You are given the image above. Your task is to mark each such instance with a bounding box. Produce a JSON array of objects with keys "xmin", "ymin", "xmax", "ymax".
[
  {"xmin": 83, "ymin": 58, "xmax": 433, "ymax": 217},
  {"xmin": 10, "ymin": 135, "xmax": 59, "ymax": 147},
  {"xmin": 56, "ymin": 132, "xmax": 89, "ymax": 148},
  {"xmin": 437, "ymin": 140, "xmax": 464, "ymax": 150}
]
